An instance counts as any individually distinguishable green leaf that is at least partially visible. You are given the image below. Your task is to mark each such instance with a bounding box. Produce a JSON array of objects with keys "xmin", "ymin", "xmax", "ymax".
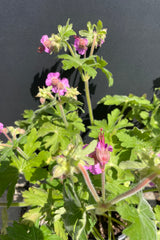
[
  {"xmin": 81, "ymin": 64, "xmax": 97, "ymax": 79},
  {"xmin": 38, "ymin": 122, "xmax": 55, "ymax": 137},
  {"xmin": 1, "ymin": 222, "xmax": 61, "ymax": 240},
  {"xmin": 81, "ymin": 140, "xmax": 97, "ymax": 156},
  {"xmin": 0, "ymin": 147, "xmax": 14, "ymax": 162},
  {"xmin": 119, "ymin": 160, "xmax": 147, "ymax": 170},
  {"xmin": 96, "ymin": 56, "xmax": 108, "ymax": 68},
  {"xmin": 4, "ymin": 222, "xmax": 43, "ymax": 240},
  {"xmin": 22, "ymin": 151, "xmax": 50, "ymax": 182},
  {"xmin": 22, "ymin": 207, "xmax": 42, "ymax": 225},
  {"xmin": 0, "ymin": 163, "xmax": 19, "ymax": 207},
  {"xmin": 99, "ymin": 94, "xmax": 153, "ymax": 110},
  {"xmin": 22, "ymin": 187, "xmax": 48, "ymax": 207},
  {"xmin": 58, "ymin": 19, "xmax": 76, "ymax": 41},
  {"xmin": 58, "ymin": 54, "xmax": 83, "ymax": 70},
  {"xmin": 117, "ymin": 196, "xmax": 157, "ymax": 240},
  {"xmin": 96, "ymin": 20, "xmax": 103, "ymax": 31},
  {"xmin": 62, "ymin": 180, "xmax": 87, "ymax": 240},
  {"xmin": 23, "ymin": 128, "xmax": 40, "ymax": 157},
  {"xmin": 54, "ymin": 219, "xmax": 68, "ymax": 240},
  {"xmin": 154, "ymin": 205, "xmax": 160, "ymax": 229},
  {"xmin": 58, "ymin": 54, "xmax": 98, "ymax": 79},
  {"xmin": 41, "ymin": 225, "xmax": 63, "ymax": 240},
  {"xmin": 101, "ymin": 68, "xmax": 114, "ymax": 87},
  {"xmin": 89, "ymin": 109, "xmax": 133, "ymax": 142},
  {"xmin": 154, "ymin": 205, "xmax": 160, "ymax": 222}
]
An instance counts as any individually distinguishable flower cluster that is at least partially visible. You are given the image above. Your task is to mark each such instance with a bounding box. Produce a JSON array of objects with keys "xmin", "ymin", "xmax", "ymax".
[
  {"xmin": 96, "ymin": 28, "xmax": 107, "ymax": 47},
  {"xmin": 74, "ymin": 36, "xmax": 88, "ymax": 55},
  {"xmin": 45, "ymin": 72, "xmax": 70, "ymax": 96},
  {"xmin": 85, "ymin": 129, "xmax": 113, "ymax": 174},
  {"xmin": 38, "ymin": 34, "xmax": 61, "ymax": 54}
]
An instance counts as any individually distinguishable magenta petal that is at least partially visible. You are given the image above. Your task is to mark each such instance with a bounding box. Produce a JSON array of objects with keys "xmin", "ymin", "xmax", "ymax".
[
  {"xmin": 0, "ymin": 122, "xmax": 4, "ymax": 133},
  {"xmin": 87, "ymin": 163, "xmax": 102, "ymax": 175},
  {"xmin": 45, "ymin": 78, "xmax": 52, "ymax": 86},
  {"xmin": 40, "ymin": 35, "xmax": 48, "ymax": 44},
  {"xmin": 58, "ymin": 89, "xmax": 66, "ymax": 95},
  {"xmin": 40, "ymin": 35, "xmax": 50, "ymax": 53},
  {"xmin": 61, "ymin": 78, "xmax": 70, "ymax": 89},
  {"xmin": 47, "ymin": 72, "xmax": 60, "ymax": 79},
  {"xmin": 108, "ymin": 145, "xmax": 113, "ymax": 152}
]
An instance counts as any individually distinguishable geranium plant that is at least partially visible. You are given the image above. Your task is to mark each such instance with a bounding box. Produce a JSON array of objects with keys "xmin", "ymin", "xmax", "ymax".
[{"xmin": 0, "ymin": 19, "xmax": 160, "ymax": 240}]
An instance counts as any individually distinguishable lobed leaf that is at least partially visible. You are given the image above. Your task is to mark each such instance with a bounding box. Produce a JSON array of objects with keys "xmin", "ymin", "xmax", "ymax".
[{"xmin": 117, "ymin": 195, "xmax": 157, "ymax": 240}]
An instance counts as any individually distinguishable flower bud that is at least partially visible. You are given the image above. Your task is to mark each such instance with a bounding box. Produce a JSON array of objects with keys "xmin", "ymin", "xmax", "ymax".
[{"xmin": 40, "ymin": 97, "xmax": 46, "ymax": 105}]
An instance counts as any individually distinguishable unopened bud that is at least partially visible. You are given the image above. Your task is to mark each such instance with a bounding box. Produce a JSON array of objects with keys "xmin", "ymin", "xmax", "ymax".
[
  {"xmin": 40, "ymin": 97, "xmax": 46, "ymax": 104},
  {"xmin": 16, "ymin": 128, "xmax": 26, "ymax": 134}
]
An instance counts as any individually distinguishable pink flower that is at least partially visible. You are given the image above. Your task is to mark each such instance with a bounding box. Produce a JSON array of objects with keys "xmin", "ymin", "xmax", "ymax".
[
  {"xmin": 45, "ymin": 72, "xmax": 60, "ymax": 87},
  {"xmin": 95, "ymin": 129, "xmax": 113, "ymax": 170},
  {"xmin": 40, "ymin": 35, "xmax": 51, "ymax": 53},
  {"xmin": 45, "ymin": 72, "xmax": 70, "ymax": 96},
  {"xmin": 0, "ymin": 122, "xmax": 4, "ymax": 133},
  {"xmin": 85, "ymin": 163, "xmax": 102, "ymax": 175},
  {"xmin": 85, "ymin": 129, "xmax": 113, "ymax": 174},
  {"xmin": 74, "ymin": 36, "xmax": 88, "ymax": 55}
]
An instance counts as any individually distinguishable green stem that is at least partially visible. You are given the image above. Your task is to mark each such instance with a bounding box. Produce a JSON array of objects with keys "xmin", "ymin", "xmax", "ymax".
[
  {"xmin": 0, "ymin": 143, "xmax": 28, "ymax": 160},
  {"xmin": 84, "ymin": 79, "xmax": 94, "ymax": 125},
  {"xmin": 66, "ymin": 41, "xmax": 75, "ymax": 57},
  {"xmin": 143, "ymin": 187, "xmax": 157, "ymax": 193},
  {"xmin": 89, "ymin": 33, "xmax": 97, "ymax": 56},
  {"xmin": 78, "ymin": 163, "xmax": 100, "ymax": 203},
  {"xmin": 0, "ymin": 202, "xmax": 26, "ymax": 207},
  {"xmin": 59, "ymin": 103, "xmax": 68, "ymax": 128},
  {"xmin": 16, "ymin": 147, "xmax": 29, "ymax": 160},
  {"xmin": 102, "ymin": 213, "xmax": 126, "ymax": 227},
  {"xmin": 108, "ymin": 211, "xmax": 112, "ymax": 240},
  {"xmin": 66, "ymin": 40, "xmax": 94, "ymax": 125},
  {"xmin": 2, "ymin": 131, "xmax": 13, "ymax": 143},
  {"xmin": 91, "ymin": 226, "xmax": 104, "ymax": 240},
  {"xmin": 85, "ymin": 204, "xmax": 96, "ymax": 211},
  {"xmin": 0, "ymin": 143, "xmax": 12, "ymax": 148}
]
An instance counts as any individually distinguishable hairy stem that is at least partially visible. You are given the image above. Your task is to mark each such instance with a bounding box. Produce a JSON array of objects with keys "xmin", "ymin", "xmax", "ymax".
[
  {"xmin": 106, "ymin": 172, "xmax": 158, "ymax": 208},
  {"xmin": 84, "ymin": 79, "xmax": 94, "ymax": 125},
  {"xmin": 89, "ymin": 33, "xmax": 97, "ymax": 56},
  {"xmin": 0, "ymin": 143, "xmax": 28, "ymax": 160},
  {"xmin": 58, "ymin": 103, "xmax": 68, "ymax": 128},
  {"xmin": 78, "ymin": 163, "xmax": 100, "ymax": 202},
  {"xmin": 66, "ymin": 40, "xmax": 94, "ymax": 125},
  {"xmin": 66, "ymin": 41, "xmax": 75, "ymax": 57},
  {"xmin": 101, "ymin": 170, "xmax": 106, "ymax": 202},
  {"xmin": 2, "ymin": 131, "xmax": 12, "ymax": 143},
  {"xmin": 16, "ymin": 147, "xmax": 29, "ymax": 160}
]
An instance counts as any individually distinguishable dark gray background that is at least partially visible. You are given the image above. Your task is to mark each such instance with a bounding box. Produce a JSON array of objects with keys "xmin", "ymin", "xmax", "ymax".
[{"xmin": 1, "ymin": 0, "xmax": 160, "ymax": 126}]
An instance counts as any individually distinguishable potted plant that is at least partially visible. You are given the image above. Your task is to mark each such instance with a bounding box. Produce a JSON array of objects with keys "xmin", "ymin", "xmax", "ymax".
[{"xmin": 0, "ymin": 19, "xmax": 160, "ymax": 240}]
